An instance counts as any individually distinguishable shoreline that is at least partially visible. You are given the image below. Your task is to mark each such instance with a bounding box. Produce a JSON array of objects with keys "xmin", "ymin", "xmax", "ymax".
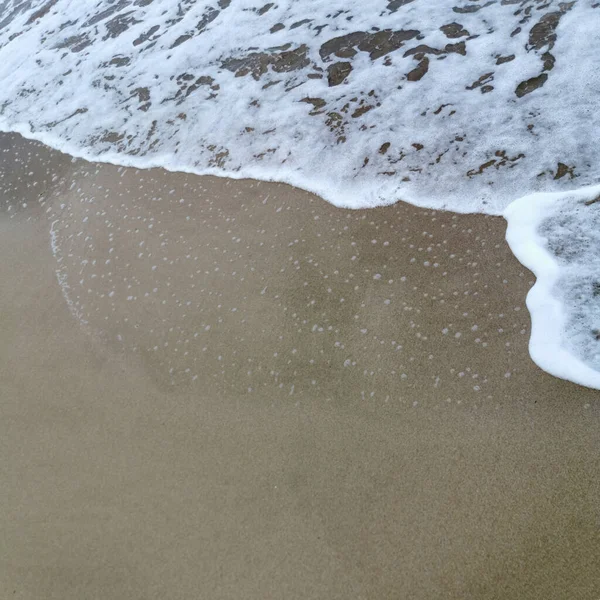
[
  {"xmin": 0, "ymin": 124, "xmax": 526, "ymax": 217},
  {"xmin": 5, "ymin": 127, "xmax": 600, "ymax": 390}
]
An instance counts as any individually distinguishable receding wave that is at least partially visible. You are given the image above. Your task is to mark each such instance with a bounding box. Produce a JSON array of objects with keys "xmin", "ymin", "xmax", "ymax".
[
  {"xmin": 1, "ymin": 0, "xmax": 600, "ymax": 388},
  {"xmin": 0, "ymin": 0, "xmax": 598, "ymax": 212},
  {"xmin": 505, "ymin": 186, "xmax": 600, "ymax": 390}
]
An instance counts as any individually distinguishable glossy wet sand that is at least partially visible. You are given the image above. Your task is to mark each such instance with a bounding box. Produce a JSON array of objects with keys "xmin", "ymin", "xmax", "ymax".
[{"xmin": 1, "ymin": 134, "xmax": 599, "ymax": 599}]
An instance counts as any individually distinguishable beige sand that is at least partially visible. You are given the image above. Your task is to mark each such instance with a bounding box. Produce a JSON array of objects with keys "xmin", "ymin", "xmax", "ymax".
[{"xmin": 1, "ymin": 133, "xmax": 599, "ymax": 599}]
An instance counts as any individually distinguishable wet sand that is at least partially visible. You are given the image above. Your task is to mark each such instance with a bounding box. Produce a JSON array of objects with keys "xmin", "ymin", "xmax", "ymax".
[{"xmin": 1, "ymin": 133, "xmax": 599, "ymax": 599}]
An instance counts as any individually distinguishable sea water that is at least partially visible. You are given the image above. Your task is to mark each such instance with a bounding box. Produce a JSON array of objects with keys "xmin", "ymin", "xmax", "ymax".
[{"xmin": 1, "ymin": 0, "xmax": 599, "ymax": 388}]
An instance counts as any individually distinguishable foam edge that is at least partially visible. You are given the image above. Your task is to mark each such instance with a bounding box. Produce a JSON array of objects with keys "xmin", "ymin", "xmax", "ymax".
[{"xmin": 504, "ymin": 186, "xmax": 600, "ymax": 390}]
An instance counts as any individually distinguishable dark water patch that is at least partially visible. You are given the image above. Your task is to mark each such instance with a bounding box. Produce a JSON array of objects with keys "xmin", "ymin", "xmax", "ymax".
[
  {"xmin": 42, "ymin": 107, "xmax": 88, "ymax": 129},
  {"xmin": 222, "ymin": 45, "xmax": 310, "ymax": 80},
  {"xmin": 26, "ymin": 0, "xmax": 59, "ymax": 25},
  {"xmin": 386, "ymin": 0, "xmax": 417, "ymax": 13},
  {"xmin": 467, "ymin": 150, "xmax": 525, "ymax": 177},
  {"xmin": 127, "ymin": 87, "xmax": 151, "ymax": 111},
  {"xmin": 163, "ymin": 73, "xmax": 220, "ymax": 104},
  {"xmin": 541, "ymin": 51, "xmax": 555, "ymax": 71},
  {"xmin": 169, "ymin": 5, "xmax": 222, "ymax": 48},
  {"xmin": 327, "ymin": 61, "xmax": 353, "ymax": 86},
  {"xmin": 404, "ymin": 41, "xmax": 466, "ymax": 60},
  {"xmin": 453, "ymin": 2, "xmax": 496, "ymax": 14},
  {"xmin": 171, "ymin": 33, "xmax": 193, "ymax": 48},
  {"xmin": 197, "ymin": 6, "xmax": 221, "ymax": 33},
  {"xmin": 83, "ymin": 0, "xmax": 131, "ymax": 28},
  {"xmin": 0, "ymin": 1, "xmax": 33, "ymax": 32},
  {"xmin": 496, "ymin": 54, "xmax": 515, "ymax": 64},
  {"xmin": 528, "ymin": 9, "xmax": 566, "ymax": 51},
  {"xmin": 104, "ymin": 11, "xmax": 140, "ymax": 40},
  {"xmin": 133, "ymin": 24, "xmax": 160, "ymax": 46},
  {"xmin": 520, "ymin": 2, "xmax": 574, "ymax": 94},
  {"xmin": 180, "ymin": 76, "xmax": 219, "ymax": 103},
  {"xmin": 585, "ymin": 193, "xmax": 600, "ymax": 207},
  {"xmin": 300, "ymin": 97, "xmax": 327, "ymax": 115},
  {"xmin": 325, "ymin": 111, "xmax": 348, "ymax": 144},
  {"xmin": 554, "ymin": 162, "xmax": 575, "ymax": 180},
  {"xmin": 258, "ymin": 3, "xmax": 274, "ymax": 16},
  {"xmin": 290, "ymin": 19, "xmax": 312, "ymax": 30},
  {"xmin": 404, "ymin": 44, "xmax": 445, "ymax": 58},
  {"xmin": 94, "ymin": 130, "xmax": 126, "ymax": 145},
  {"xmin": 440, "ymin": 22, "xmax": 470, "ymax": 38},
  {"xmin": 56, "ymin": 33, "xmax": 92, "ymax": 53},
  {"xmin": 445, "ymin": 41, "xmax": 467, "ymax": 55},
  {"xmin": 407, "ymin": 57, "xmax": 429, "ymax": 81},
  {"xmin": 351, "ymin": 103, "xmax": 374, "ymax": 118},
  {"xmin": 206, "ymin": 145, "xmax": 229, "ymax": 167},
  {"xmin": 515, "ymin": 73, "xmax": 547, "ymax": 97},
  {"xmin": 104, "ymin": 55, "xmax": 131, "ymax": 67},
  {"xmin": 467, "ymin": 72, "xmax": 494, "ymax": 93},
  {"xmin": 320, "ymin": 29, "xmax": 421, "ymax": 62}
]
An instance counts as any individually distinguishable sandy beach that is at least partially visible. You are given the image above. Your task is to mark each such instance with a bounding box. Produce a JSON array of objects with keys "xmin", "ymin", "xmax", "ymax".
[{"xmin": 1, "ymin": 132, "xmax": 599, "ymax": 599}]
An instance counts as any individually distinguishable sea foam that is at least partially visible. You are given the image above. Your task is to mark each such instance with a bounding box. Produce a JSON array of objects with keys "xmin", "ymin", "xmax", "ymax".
[
  {"xmin": 1, "ymin": 0, "xmax": 600, "ymax": 388},
  {"xmin": 505, "ymin": 186, "xmax": 600, "ymax": 390}
]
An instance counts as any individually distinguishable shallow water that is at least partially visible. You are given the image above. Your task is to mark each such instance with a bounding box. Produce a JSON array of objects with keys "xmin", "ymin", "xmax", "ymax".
[
  {"xmin": 1, "ymin": 132, "xmax": 539, "ymax": 400},
  {"xmin": 2, "ymin": 0, "xmax": 600, "ymax": 388}
]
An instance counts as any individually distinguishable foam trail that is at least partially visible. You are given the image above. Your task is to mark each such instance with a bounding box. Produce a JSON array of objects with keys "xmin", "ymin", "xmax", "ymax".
[
  {"xmin": 505, "ymin": 186, "xmax": 600, "ymax": 390},
  {"xmin": 49, "ymin": 218, "xmax": 89, "ymax": 328}
]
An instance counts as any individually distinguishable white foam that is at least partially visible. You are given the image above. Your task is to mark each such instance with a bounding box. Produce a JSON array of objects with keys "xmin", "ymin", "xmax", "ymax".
[
  {"xmin": 0, "ymin": 0, "xmax": 598, "ymax": 213},
  {"xmin": 505, "ymin": 186, "xmax": 600, "ymax": 390}
]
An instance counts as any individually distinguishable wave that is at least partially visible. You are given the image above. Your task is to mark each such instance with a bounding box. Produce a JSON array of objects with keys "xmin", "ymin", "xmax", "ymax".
[
  {"xmin": 1, "ymin": 0, "xmax": 600, "ymax": 388},
  {"xmin": 505, "ymin": 186, "xmax": 600, "ymax": 390}
]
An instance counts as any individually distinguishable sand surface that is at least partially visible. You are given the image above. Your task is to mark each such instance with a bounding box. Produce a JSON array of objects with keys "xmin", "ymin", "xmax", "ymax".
[{"xmin": 1, "ymin": 133, "xmax": 599, "ymax": 599}]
